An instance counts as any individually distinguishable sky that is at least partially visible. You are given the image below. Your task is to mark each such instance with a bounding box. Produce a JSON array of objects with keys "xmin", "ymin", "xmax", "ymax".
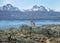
[{"xmin": 0, "ymin": 0, "xmax": 60, "ymax": 11}]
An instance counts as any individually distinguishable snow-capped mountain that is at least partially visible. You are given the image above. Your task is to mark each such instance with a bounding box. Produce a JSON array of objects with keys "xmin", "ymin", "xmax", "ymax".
[
  {"xmin": 0, "ymin": 4, "xmax": 60, "ymax": 20},
  {"xmin": 0, "ymin": 4, "xmax": 19, "ymax": 11},
  {"xmin": 0, "ymin": 4, "xmax": 54, "ymax": 12},
  {"xmin": 31, "ymin": 5, "xmax": 47, "ymax": 11},
  {"xmin": 25, "ymin": 5, "xmax": 53, "ymax": 12}
]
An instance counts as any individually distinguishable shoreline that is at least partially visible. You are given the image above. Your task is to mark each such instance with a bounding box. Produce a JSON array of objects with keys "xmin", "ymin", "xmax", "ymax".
[{"xmin": 0, "ymin": 24, "xmax": 60, "ymax": 43}]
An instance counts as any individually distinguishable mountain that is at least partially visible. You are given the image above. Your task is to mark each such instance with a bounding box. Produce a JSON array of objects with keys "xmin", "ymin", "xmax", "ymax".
[
  {"xmin": 26, "ymin": 5, "xmax": 55, "ymax": 12},
  {"xmin": 0, "ymin": 4, "xmax": 19, "ymax": 11},
  {"xmin": 0, "ymin": 4, "xmax": 60, "ymax": 20},
  {"xmin": 31, "ymin": 5, "xmax": 47, "ymax": 11}
]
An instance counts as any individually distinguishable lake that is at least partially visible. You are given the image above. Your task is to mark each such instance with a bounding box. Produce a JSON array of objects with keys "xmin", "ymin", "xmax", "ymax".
[{"xmin": 0, "ymin": 20, "xmax": 60, "ymax": 29}]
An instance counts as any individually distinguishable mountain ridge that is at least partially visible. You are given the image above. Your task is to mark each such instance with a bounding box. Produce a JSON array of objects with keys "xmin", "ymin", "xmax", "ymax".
[
  {"xmin": 0, "ymin": 4, "xmax": 60, "ymax": 20},
  {"xmin": 0, "ymin": 4, "xmax": 54, "ymax": 12},
  {"xmin": 0, "ymin": 4, "xmax": 19, "ymax": 11}
]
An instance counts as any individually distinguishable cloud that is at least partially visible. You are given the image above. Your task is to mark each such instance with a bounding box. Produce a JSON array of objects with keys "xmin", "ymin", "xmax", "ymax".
[{"xmin": 2, "ymin": 0, "xmax": 13, "ymax": 4}]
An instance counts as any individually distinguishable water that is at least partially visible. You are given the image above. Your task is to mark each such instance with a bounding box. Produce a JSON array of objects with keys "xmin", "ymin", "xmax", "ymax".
[{"xmin": 0, "ymin": 20, "xmax": 60, "ymax": 29}]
